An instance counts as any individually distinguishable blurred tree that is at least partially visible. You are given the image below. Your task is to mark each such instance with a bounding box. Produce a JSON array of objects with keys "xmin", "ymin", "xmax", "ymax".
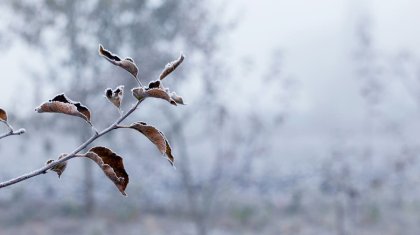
[
  {"xmin": 5, "ymin": 0, "xmax": 224, "ymax": 219},
  {"xmin": 4, "ymin": 1, "xmax": 295, "ymax": 234}
]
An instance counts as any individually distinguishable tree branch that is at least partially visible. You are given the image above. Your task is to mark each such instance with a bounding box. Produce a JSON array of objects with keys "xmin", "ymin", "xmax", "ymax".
[
  {"xmin": 0, "ymin": 99, "xmax": 143, "ymax": 189},
  {"xmin": 0, "ymin": 121, "xmax": 25, "ymax": 140},
  {"xmin": 0, "ymin": 129, "xmax": 25, "ymax": 140}
]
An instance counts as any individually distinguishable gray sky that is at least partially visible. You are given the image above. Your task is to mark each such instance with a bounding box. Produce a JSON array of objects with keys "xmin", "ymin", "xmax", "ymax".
[{"xmin": 227, "ymin": 0, "xmax": 420, "ymax": 127}]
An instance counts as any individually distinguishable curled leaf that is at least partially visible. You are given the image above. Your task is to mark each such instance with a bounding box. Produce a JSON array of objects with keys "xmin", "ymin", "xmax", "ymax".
[
  {"xmin": 164, "ymin": 139, "xmax": 175, "ymax": 166},
  {"xmin": 126, "ymin": 122, "xmax": 167, "ymax": 154},
  {"xmin": 99, "ymin": 44, "xmax": 139, "ymax": 78},
  {"xmin": 159, "ymin": 53, "xmax": 185, "ymax": 80},
  {"xmin": 46, "ymin": 154, "xmax": 67, "ymax": 178},
  {"xmin": 35, "ymin": 94, "xmax": 91, "ymax": 123},
  {"xmin": 123, "ymin": 122, "xmax": 174, "ymax": 166},
  {"xmin": 105, "ymin": 85, "xmax": 124, "ymax": 109},
  {"xmin": 132, "ymin": 87, "xmax": 177, "ymax": 105},
  {"xmin": 170, "ymin": 92, "xmax": 185, "ymax": 105},
  {"xmin": 0, "ymin": 108, "xmax": 7, "ymax": 122},
  {"xmin": 147, "ymin": 80, "xmax": 161, "ymax": 89},
  {"xmin": 83, "ymin": 146, "xmax": 129, "ymax": 196}
]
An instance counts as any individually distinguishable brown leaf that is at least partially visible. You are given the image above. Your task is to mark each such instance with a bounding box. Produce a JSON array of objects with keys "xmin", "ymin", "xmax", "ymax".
[
  {"xmin": 99, "ymin": 44, "xmax": 139, "ymax": 78},
  {"xmin": 35, "ymin": 94, "xmax": 91, "ymax": 122},
  {"xmin": 132, "ymin": 87, "xmax": 177, "ymax": 106},
  {"xmin": 46, "ymin": 154, "xmax": 67, "ymax": 178},
  {"xmin": 159, "ymin": 53, "xmax": 185, "ymax": 80},
  {"xmin": 126, "ymin": 122, "xmax": 167, "ymax": 154},
  {"xmin": 164, "ymin": 138, "xmax": 175, "ymax": 166},
  {"xmin": 0, "ymin": 108, "xmax": 7, "ymax": 122},
  {"xmin": 83, "ymin": 146, "xmax": 129, "ymax": 196},
  {"xmin": 147, "ymin": 80, "xmax": 161, "ymax": 89},
  {"xmin": 105, "ymin": 85, "xmax": 124, "ymax": 109},
  {"xmin": 124, "ymin": 122, "xmax": 174, "ymax": 166}
]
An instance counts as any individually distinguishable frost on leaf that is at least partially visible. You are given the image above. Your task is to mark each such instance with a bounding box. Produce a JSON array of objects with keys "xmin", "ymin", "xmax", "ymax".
[
  {"xmin": 131, "ymin": 85, "xmax": 177, "ymax": 106},
  {"xmin": 125, "ymin": 122, "xmax": 167, "ymax": 154},
  {"xmin": 98, "ymin": 44, "xmax": 139, "ymax": 78},
  {"xmin": 123, "ymin": 122, "xmax": 174, "ymax": 166},
  {"xmin": 83, "ymin": 146, "xmax": 129, "ymax": 196},
  {"xmin": 46, "ymin": 154, "xmax": 67, "ymax": 178},
  {"xmin": 0, "ymin": 108, "xmax": 7, "ymax": 122},
  {"xmin": 35, "ymin": 94, "xmax": 91, "ymax": 123},
  {"xmin": 170, "ymin": 92, "xmax": 185, "ymax": 105},
  {"xmin": 159, "ymin": 53, "xmax": 184, "ymax": 80},
  {"xmin": 105, "ymin": 85, "xmax": 124, "ymax": 109}
]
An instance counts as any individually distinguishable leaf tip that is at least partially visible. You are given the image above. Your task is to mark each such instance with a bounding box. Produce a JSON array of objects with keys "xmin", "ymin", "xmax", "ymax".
[
  {"xmin": 0, "ymin": 108, "xmax": 8, "ymax": 121},
  {"xmin": 98, "ymin": 44, "xmax": 104, "ymax": 55}
]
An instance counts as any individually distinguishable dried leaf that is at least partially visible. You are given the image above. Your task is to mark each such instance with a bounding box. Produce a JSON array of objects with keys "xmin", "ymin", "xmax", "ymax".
[
  {"xmin": 132, "ymin": 87, "xmax": 177, "ymax": 106},
  {"xmin": 159, "ymin": 53, "xmax": 185, "ymax": 80},
  {"xmin": 126, "ymin": 122, "xmax": 167, "ymax": 154},
  {"xmin": 105, "ymin": 85, "xmax": 124, "ymax": 109},
  {"xmin": 0, "ymin": 108, "xmax": 7, "ymax": 122},
  {"xmin": 83, "ymin": 146, "xmax": 129, "ymax": 196},
  {"xmin": 148, "ymin": 80, "xmax": 161, "ymax": 89},
  {"xmin": 46, "ymin": 154, "xmax": 67, "ymax": 178},
  {"xmin": 163, "ymin": 137, "xmax": 175, "ymax": 166},
  {"xmin": 146, "ymin": 88, "xmax": 177, "ymax": 106},
  {"xmin": 170, "ymin": 92, "xmax": 185, "ymax": 105},
  {"xmin": 35, "ymin": 94, "xmax": 91, "ymax": 122},
  {"xmin": 99, "ymin": 44, "xmax": 139, "ymax": 78},
  {"xmin": 124, "ymin": 122, "xmax": 174, "ymax": 166}
]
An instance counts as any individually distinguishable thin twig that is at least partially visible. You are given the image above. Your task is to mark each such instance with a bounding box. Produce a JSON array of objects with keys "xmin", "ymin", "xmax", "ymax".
[
  {"xmin": 134, "ymin": 75, "xmax": 143, "ymax": 87},
  {"xmin": 0, "ymin": 99, "xmax": 143, "ymax": 189},
  {"xmin": 0, "ymin": 121, "xmax": 25, "ymax": 140},
  {"xmin": 0, "ymin": 129, "xmax": 25, "ymax": 140}
]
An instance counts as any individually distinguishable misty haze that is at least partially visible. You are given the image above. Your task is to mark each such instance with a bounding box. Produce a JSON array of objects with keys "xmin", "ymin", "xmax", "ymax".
[{"xmin": 0, "ymin": 0, "xmax": 418, "ymax": 234}]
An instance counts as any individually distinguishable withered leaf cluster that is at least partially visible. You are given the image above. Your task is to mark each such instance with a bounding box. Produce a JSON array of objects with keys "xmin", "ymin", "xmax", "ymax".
[
  {"xmin": 132, "ymin": 77, "xmax": 185, "ymax": 105},
  {"xmin": 40, "ymin": 44, "xmax": 185, "ymax": 195}
]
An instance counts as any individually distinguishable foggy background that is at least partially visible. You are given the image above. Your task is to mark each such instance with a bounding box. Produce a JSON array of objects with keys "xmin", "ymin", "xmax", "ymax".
[{"xmin": 0, "ymin": 0, "xmax": 419, "ymax": 234}]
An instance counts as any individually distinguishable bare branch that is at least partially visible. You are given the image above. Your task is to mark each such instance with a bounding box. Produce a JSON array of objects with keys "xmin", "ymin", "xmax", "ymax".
[
  {"xmin": 0, "ymin": 128, "xmax": 25, "ymax": 140},
  {"xmin": 0, "ymin": 99, "xmax": 143, "ymax": 189},
  {"xmin": 0, "ymin": 120, "xmax": 25, "ymax": 140}
]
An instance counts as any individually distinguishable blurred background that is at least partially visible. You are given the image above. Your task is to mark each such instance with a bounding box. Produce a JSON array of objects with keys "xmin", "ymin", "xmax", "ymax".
[{"xmin": 0, "ymin": 0, "xmax": 419, "ymax": 234}]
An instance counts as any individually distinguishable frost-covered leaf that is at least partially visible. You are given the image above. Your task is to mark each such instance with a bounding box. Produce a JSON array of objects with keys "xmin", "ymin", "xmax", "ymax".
[
  {"xmin": 170, "ymin": 92, "xmax": 185, "ymax": 105},
  {"xmin": 105, "ymin": 85, "xmax": 124, "ymax": 109},
  {"xmin": 35, "ymin": 94, "xmax": 91, "ymax": 122},
  {"xmin": 82, "ymin": 146, "xmax": 129, "ymax": 196},
  {"xmin": 147, "ymin": 80, "xmax": 161, "ymax": 89},
  {"xmin": 131, "ymin": 86, "xmax": 177, "ymax": 105},
  {"xmin": 159, "ymin": 53, "xmax": 184, "ymax": 80},
  {"xmin": 46, "ymin": 154, "xmax": 67, "ymax": 178},
  {"xmin": 131, "ymin": 87, "xmax": 147, "ymax": 101},
  {"xmin": 125, "ymin": 122, "xmax": 167, "ymax": 154},
  {"xmin": 0, "ymin": 108, "xmax": 7, "ymax": 122},
  {"xmin": 122, "ymin": 122, "xmax": 174, "ymax": 166},
  {"xmin": 98, "ymin": 44, "xmax": 139, "ymax": 78}
]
